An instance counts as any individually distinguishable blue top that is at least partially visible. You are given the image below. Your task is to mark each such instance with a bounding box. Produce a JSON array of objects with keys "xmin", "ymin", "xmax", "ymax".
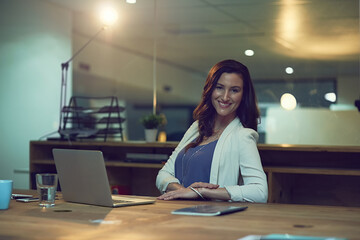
[{"xmin": 174, "ymin": 140, "xmax": 218, "ymax": 187}]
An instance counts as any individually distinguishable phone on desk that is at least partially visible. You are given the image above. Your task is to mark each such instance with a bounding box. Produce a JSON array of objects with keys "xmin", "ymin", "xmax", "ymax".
[
  {"xmin": 16, "ymin": 197, "xmax": 39, "ymax": 202},
  {"xmin": 11, "ymin": 194, "xmax": 33, "ymax": 199}
]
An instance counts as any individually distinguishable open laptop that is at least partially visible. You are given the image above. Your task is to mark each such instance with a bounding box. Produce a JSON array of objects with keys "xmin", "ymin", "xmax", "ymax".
[{"xmin": 52, "ymin": 148, "xmax": 155, "ymax": 207}]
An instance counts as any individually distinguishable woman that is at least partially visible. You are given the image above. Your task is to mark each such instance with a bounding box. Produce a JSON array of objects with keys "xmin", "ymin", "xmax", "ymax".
[{"xmin": 156, "ymin": 59, "xmax": 268, "ymax": 203}]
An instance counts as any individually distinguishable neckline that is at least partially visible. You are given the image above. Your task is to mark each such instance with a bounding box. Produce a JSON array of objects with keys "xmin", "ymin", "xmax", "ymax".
[{"xmin": 198, "ymin": 139, "xmax": 218, "ymax": 147}]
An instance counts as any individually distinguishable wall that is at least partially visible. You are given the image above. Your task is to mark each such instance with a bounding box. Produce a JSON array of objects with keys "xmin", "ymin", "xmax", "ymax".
[
  {"xmin": 264, "ymin": 74, "xmax": 360, "ymax": 145},
  {"xmin": 333, "ymin": 75, "xmax": 360, "ymax": 110},
  {"xmin": 0, "ymin": 0, "xmax": 72, "ymax": 189},
  {"xmin": 266, "ymin": 108, "xmax": 360, "ymax": 145}
]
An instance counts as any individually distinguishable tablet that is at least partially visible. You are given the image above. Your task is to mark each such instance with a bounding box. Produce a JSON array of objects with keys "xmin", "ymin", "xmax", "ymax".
[{"xmin": 171, "ymin": 204, "xmax": 248, "ymax": 216}]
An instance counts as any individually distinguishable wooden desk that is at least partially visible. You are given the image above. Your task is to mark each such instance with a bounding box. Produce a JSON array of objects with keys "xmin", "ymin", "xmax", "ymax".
[
  {"xmin": 30, "ymin": 141, "xmax": 360, "ymax": 206},
  {"xmin": 1, "ymin": 190, "xmax": 360, "ymax": 240}
]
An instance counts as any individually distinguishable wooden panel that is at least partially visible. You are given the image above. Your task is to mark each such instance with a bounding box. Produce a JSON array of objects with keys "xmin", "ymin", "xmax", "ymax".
[{"xmin": 264, "ymin": 167, "xmax": 360, "ymax": 176}]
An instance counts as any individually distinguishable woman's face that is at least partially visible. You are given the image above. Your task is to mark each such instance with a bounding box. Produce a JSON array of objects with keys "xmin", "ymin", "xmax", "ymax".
[{"xmin": 211, "ymin": 72, "xmax": 244, "ymax": 122}]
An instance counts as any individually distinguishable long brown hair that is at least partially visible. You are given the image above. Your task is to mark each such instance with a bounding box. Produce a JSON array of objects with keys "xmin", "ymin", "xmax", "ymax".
[{"xmin": 186, "ymin": 59, "xmax": 260, "ymax": 150}]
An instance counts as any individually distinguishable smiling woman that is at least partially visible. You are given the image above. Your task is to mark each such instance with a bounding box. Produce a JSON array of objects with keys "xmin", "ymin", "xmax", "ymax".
[{"xmin": 156, "ymin": 59, "xmax": 268, "ymax": 203}]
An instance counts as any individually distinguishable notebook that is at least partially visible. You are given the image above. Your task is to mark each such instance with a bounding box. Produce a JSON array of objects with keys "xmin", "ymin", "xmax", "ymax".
[{"xmin": 52, "ymin": 148, "xmax": 155, "ymax": 207}]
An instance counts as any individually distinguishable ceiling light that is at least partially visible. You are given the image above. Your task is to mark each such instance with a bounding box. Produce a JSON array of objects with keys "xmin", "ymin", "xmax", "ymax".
[
  {"xmin": 244, "ymin": 49, "xmax": 254, "ymax": 56},
  {"xmin": 285, "ymin": 67, "xmax": 294, "ymax": 74},
  {"xmin": 324, "ymin": 92, "xmax": 336, "ymax": 102},
  {"xmin": 280, "ymin": 93, "xmax": 297, "ymax": 110},
  {"xmin": 126, "ymin": 0, "xmax": 136, "ymax": 3},
  {"xmin": 99, "ymin": 6, "xmax": 118, "ymax": 26}
]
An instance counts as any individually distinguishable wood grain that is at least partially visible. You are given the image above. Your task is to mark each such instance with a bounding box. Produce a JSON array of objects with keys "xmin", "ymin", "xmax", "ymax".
[{"xmin": 1, "ymin": 190, "xmax": 360, "ymax": 240}]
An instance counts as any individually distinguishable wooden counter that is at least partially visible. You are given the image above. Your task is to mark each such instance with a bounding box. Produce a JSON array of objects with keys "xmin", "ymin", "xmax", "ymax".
[
  {"xmin": 1, "ymin": 190, "xmax": 360, "ymax": 240},
  {"xmin": 30, "ymin": 141, "xmax": 360, "ymax": 206}
]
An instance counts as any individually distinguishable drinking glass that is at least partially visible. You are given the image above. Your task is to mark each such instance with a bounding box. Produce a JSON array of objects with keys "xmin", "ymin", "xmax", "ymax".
[{"xmin": 36, "ymin": 174, "xmax": 57, "ymax": 207}]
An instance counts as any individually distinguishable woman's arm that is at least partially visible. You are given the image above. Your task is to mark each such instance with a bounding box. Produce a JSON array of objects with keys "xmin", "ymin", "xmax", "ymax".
[
  {"xmin": 221, "ymin": 128, "xmax": 268, "ymax": 203},
  {"xmin": 166, "ymin": 182, "xmax": 185, "ymax": 192},
  {"xmin": 158, "ymin": 182, "xmax": 224, "ymax": 201},
  {"xmin": 157, "ymin": 186, "xmax": 229, "ymax": 201},
  {"xmin": 199, "ymin": 187, "xmax": 230, "ymax": 201}
]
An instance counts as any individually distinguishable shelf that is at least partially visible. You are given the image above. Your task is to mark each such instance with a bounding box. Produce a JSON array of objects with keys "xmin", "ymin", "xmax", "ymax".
[
  {"xmin": 264, "ymin": 166, "xmax": 360, "ymax": 176},
  {"xmin": 30, "ymin": 140, "xmax": 360, "ymax": 205},
  {"xmin": 32, "ymin": 159, "xmax": 163, "ymax": 169},
  {"xmin": 105, "ymin": 161, "xmax": 164, "ymax": 169},
  {"xmin": 62, "ymin": 106, "xmax": 125, "ymax": 113},
  {"xmin": 60, "ymin": 96, "xmax": 125, "ymax": 141},
  {"xmin": 32, "ymin": 160, "xmax": 54, "ymax": 165}
]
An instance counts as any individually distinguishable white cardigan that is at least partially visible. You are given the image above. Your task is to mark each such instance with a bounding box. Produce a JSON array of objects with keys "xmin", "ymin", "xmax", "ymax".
[{"xmin": 156, "ymin": 118, "xmax": 268, "ymax": 203}]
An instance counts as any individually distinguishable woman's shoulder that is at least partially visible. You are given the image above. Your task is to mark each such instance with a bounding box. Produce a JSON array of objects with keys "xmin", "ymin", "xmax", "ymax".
[
  {"xmin": 185, "ymin": 120, "xmax": 199, "ymax": 134},
  {"xmin": 178, "ymin": 121, "xmax": 199, "ymax": 143},
  {"xmin": 189, "ymin": 120, "xmax": 199, "ymax": 129},
  {"xmin": 230, "ymin": 120, "xmax": 259, "ymax": 142}
]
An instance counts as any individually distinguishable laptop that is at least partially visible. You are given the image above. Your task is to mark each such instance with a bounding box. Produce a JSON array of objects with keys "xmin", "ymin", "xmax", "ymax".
[{"xmin": 52, "ymin": 148, "xmax": 155, "ymax": 207}]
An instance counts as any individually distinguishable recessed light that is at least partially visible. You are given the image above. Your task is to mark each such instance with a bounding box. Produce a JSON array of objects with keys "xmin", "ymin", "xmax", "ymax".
[
  {"xmin": 244, "ymin": 49, "xmax": 254, "ymax": 56},
  {"xmin": 285, "ymin": 67, "xmax": 294, "ymax": 74},
  {"xmin": 324, "ymin": 92, "xmax": 336, "ymax": 102},
  {"xmin": 126, "ymin": 0, "xmax": 136, "ymax": 4},
  {"xmin": 280, "ymin": 93, "xmax": 297, "ymax": 110}
]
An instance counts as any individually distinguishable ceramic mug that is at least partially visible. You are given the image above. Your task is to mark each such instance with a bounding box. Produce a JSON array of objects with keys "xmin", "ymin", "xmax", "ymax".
[{"xmin": 0, "ymin": 180, "xmax": 13, "ymax": 210}]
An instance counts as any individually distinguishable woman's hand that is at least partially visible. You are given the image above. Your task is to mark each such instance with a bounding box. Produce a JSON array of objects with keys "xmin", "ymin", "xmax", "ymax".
[
  {"xmin": 189, "ymin": 182, "xmax": 219, "ymax": 189},
  {"xmin": 158, "ymin": 182, "xmax": 223, "ymax": 201},
  {"xmin": 158, "ymin": 182, "xmax": 220, "ymax": 201},
  {"xmin": 157, "ymin": 187, "xmax": 198, "ymax": 200}
]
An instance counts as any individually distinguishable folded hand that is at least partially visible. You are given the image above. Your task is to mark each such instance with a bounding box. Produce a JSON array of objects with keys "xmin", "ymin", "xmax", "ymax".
[
  {"xmin": 189, "ymin": 182, "xmax": 219, "ymax": 189},
  {"xmin": 157, "ymin": 188, "xmax": 198, "ymax": 200}
]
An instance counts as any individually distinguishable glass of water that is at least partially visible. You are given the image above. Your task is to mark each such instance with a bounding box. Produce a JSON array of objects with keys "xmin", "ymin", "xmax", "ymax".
[{"xmin": 36, "ymin": 173, "xmax": 57, "ymax": 207}]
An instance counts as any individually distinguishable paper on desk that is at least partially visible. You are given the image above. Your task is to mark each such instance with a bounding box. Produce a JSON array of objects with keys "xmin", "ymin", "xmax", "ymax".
[
  {"xmin": 238, "ymin": 236, "xmax": 262, "ymax": 240},
  {"xmin": 89, "ymin": 219, "xmax": 122, "ymax": 225},
  {"xmin": 238, "ymin": 234, "xmax": 347, "ymax": 240}
]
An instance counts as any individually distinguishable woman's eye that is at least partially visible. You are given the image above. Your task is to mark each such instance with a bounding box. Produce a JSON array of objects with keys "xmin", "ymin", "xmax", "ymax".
[
  {"xmin": 215, "ymin": 86, "xmax": 223, "ymax": 90},
  {"xmin": 232, "ymin": 89, "xmax": 240, "ymax": 93}
]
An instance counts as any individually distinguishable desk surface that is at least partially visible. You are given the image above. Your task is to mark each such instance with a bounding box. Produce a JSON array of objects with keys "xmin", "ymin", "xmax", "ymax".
[{"xmin": 1, "ymin": 191, "xmax": 360, "ymax": 240}]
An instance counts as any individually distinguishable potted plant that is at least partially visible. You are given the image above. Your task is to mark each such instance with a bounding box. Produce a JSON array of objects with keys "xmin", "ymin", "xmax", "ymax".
[{"xmin": 140, "ymin": 114, "xmax": 167, "ymax": 142}]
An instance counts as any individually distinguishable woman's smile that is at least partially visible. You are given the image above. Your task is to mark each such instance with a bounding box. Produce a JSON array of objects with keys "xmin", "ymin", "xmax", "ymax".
[{"xmin": 211, "ymin": 72, "xmax": 244, "ymax": 121}]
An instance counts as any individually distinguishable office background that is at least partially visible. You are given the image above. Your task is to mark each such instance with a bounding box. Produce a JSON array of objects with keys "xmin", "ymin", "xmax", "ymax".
[{"xmin": 0, "ymin": 0, "xmax": 359, "ymax": 189}]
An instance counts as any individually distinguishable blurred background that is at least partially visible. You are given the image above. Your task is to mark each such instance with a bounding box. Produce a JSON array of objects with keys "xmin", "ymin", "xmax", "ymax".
[{"xmin": 54, "ymin": 0, "xmax": 360, "ymax": 143}]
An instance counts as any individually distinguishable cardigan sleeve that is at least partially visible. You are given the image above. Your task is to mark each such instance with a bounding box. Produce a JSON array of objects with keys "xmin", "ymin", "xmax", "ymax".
[
  {"xmin": 156, "ymin": 122, "xmax": 198, "ymax": 193},
  {"xmin": 224, "ymin": 128, "xmax": 268, "ymax": 203}
]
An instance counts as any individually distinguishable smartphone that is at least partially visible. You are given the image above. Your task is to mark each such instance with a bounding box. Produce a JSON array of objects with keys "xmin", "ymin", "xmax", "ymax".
[
  {"xmin": 16, "ymin": 197, "xmax": 39, "ymax": 202},
  {"xmin": 11, "ymin": 194, "xmax": 33, "ymax": 199}
]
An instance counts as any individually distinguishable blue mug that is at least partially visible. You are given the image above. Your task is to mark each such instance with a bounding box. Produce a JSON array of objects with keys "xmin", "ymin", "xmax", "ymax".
[{"xmin": 0, "ymin": 180, "xmax": 13, "ymax": 210}]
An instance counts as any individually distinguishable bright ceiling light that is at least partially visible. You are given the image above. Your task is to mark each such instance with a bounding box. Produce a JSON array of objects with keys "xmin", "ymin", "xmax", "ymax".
[
  {"xmin": 285, "ymin": 67, "xmax": 294, "ymax": 74},
  {"xmin": 280, "ymin": 93, "xmax": 297, "ymax": 110},
  {"xmin": 324, "ymin": 92, "xmax": 337, "ymax": 102},
  {"xmin": 126, "ymin": 0, "xmax": 136, "ymax": 3},
  {"xmin": 244, "ymin": 49, "xmax": 254, "ymax": 56},
  {"xmin": 99, "ymin": 6, "xmax": 118, "ymax": 26}
]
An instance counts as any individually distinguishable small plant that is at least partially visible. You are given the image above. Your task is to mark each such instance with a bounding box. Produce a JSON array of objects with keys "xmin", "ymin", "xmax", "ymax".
[{"xmin": 140, "ymin": 113, "xmax": 167, "ymax": 129}]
